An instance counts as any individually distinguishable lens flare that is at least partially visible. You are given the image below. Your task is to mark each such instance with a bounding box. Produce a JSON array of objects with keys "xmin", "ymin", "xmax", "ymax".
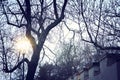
[{"xmin": 14, "ymin": 36, "xmax": 32, "ymax": 53}]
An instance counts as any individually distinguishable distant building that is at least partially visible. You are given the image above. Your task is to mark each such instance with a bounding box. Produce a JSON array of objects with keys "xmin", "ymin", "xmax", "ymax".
[{"xmin": 67, "ymin": 54, "xmax": 120, "ymax": 80}]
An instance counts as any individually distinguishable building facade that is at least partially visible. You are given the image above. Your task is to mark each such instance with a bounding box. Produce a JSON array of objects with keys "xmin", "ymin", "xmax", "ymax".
[{"xmin": 68, "ymin": 54, "xmax": 120, "ymax": 80}]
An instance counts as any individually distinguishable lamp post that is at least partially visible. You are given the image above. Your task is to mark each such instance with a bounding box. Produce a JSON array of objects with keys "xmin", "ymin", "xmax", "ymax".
[
  {"xmin": 14, "ymin": 36, "xmax": 31, "ymax": 80},
  {"xmin": 22, "ymin": 53, "xmax": 25, "ymax": 80}
]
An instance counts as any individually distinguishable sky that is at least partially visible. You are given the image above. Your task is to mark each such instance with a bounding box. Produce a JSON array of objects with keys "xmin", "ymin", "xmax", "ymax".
[{"xmin": 0, "ymin": 0, "xmax": 91, "ymax": 79}]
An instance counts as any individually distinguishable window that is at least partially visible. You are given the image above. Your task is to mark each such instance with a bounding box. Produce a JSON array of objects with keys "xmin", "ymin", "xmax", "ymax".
[
  {"xmin": 93, "ymin": 62, "xmax": 100, "ymax": 76},
  {"xmin": 84, "ymin": 68, "xmax": 89, "ymax": 80}
]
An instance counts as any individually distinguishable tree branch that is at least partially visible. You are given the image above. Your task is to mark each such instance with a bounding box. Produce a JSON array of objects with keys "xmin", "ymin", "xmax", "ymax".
[
  {"xmin": 46, "ymin": 0, "xmax": 68, "ymax": 32},
  {"xmin": 81, "ymin": 0, "xmax": 94, "ymax": 43},
  {"xmin": 53, "ymin": 0, "xmax": 58, "ymax": 19},
  {"xmin": 16, "ymin": 0, "xmax": 27, "ymax": 19},
  {"xmin": 82, "ymin": 38, "xmax": 120, "ymax": 50},
  {"xmin": 44, "ymin": 45, "xmax": 56, "ymax": 56},
  {"xmin": 95, "ymin": 0, "xmax": 103, "ymax": 42},
  {"xmin": 61, "ymin": 0, "xmax": 68, "ymax": 17},
  {"xmin": 3, "ymin": 58, "xmax": 29, "ymax": 73}
]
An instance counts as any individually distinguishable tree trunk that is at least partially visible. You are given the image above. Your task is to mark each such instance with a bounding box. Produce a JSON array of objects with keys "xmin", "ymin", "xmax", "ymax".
[
  {"xmin": 26, "ymin": 48, "xmax": 40, "ymax": 80},
  {"xmin": 26, "ymin": 32, "xmax": 48, "ymax": 80}
]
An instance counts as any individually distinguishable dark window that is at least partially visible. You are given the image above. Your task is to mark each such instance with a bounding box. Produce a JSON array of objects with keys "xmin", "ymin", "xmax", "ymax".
[
  {"xmin": 84, "ymin": 69, "xmax": 89, "ymax": 80},
  {"xmin": 93, "ymin": 62, "xmax": 100, "ymax": 76}
]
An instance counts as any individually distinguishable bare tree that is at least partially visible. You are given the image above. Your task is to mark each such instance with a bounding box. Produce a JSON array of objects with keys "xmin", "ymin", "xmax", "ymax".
[
  {"xmin": 0, "ymin": 0, "xmax": 68, "ymax": 80},
  {"xmin": 68, "ymin": 0, "xmax": 120, "ymax": 53}
]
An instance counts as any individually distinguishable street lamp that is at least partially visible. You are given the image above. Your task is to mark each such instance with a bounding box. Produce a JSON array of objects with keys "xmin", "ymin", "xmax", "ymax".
[
  {"xmin": 22, "ymin": 53, "xmax": 25, "ymax": 80},
  {"xmin": 14, "ymin": 36, "xmax": 31, "ymax": 54},
  {"xmin": 14, "ymin": 36, "xmax": 31, "ymax": 80}
]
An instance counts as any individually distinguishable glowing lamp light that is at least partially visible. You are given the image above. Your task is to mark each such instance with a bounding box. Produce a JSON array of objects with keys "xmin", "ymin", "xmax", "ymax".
[{"xmin": 14, "ymin": 36, "xmax": 32, "ymax": 53}]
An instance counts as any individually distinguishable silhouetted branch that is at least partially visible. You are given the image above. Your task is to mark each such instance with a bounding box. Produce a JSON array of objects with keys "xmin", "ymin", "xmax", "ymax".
[
  {"xmin": 82, "ymin": 38, "xmax": 120, "ymax": 50},
  {"xmin": 46, "ymin": 0, "xmax": 68, "ymax": 32},
  {"xmin": 44, "ymin": 45, "xmax": 56, "ymax": 56},
  {"xmin": 81, "ymin": 0, "xmax": 94, "ymax": 43},
  {"xmin": 95, "ymin": 0, "xmax": 103, "ymax": 42},
  {"xmin": 53, "ymin": 0, "xmax": 58, "ymax": 19},
  {"xmin": 3, "ymin": 58, "xmax": 29, "ymax": 73},
  {"xmin": 16, "ymin": 0, "xmax": 26, "ymax": 19}
]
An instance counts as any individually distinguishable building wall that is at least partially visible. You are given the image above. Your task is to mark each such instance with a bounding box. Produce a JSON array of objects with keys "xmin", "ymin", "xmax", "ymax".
[
  {"xmin": 99, "ymin": 57, "xmax": 118, "ymax": 80},
  {"xmin": 68, "ymin": 54, "xmax": 120, "ymax": 80},
  {"xmin": 117, "ymin": 60, "xmax": 120, "ymax": 80}
]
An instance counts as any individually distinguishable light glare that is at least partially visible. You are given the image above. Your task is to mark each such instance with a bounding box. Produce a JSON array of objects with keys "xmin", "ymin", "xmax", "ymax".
[{"xmin": 14, "ymin": 36, "xmax": 32, "ymax": 53}]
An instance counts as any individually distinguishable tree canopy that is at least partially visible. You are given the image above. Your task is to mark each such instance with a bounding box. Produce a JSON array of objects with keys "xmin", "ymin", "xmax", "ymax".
[{"xmin": 0, "ymin": 0, "xmax": 120, "ymax": 80}]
